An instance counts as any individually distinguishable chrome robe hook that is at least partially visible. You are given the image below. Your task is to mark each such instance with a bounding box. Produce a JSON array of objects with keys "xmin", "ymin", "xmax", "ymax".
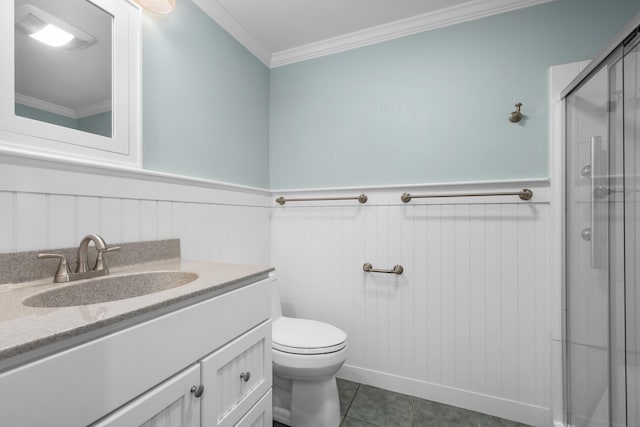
[{"xmin": 509, "ymin": 102, "xmax": 523, "ymax": 123}]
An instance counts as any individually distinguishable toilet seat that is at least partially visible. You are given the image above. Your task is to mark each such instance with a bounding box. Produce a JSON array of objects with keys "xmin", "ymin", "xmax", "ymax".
[{"xmin": 273, "ymin": 317, "xmax": 347, "ymax": 355}]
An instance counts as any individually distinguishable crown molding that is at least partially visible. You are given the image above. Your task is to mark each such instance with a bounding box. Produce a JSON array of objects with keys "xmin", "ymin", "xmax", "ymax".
[
  {"xmin": 15, "ymin": 93, "xmax": 77, "ymax": 119},
  {"xmin": 271, "ymin": 0, "xmax": 554, "ymax": 67},
  {"xmin": 191, "ymin": 0, "xmax": 272, "ymax": 67},
  {"xmin": 15, "ymin": 94, "xmax": 112, "ymax": 119},
  {"xmin": 193, "ymin": 0, "xmax": 554, "ymax": 67},
  {"xmin": 76, "ymin": 99, "xmax": 112, "ymax": 118}
]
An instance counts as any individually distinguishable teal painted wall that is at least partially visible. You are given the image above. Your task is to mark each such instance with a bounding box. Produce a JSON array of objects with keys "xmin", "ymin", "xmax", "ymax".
[
  {"xmin": 15, "ymin": 103, "xmax": 78, "ymax": 129},
  {"xmin": 269, "ymin": 0, "xmax": 640, "ymax": 189},
  {"xmin": 16, "ymin": 103, "xmax": 113, "ymax": 138},
  {"xmin": 142, "ymin": 0, "xmax": 270, "ymax": 188},
  {"xmin": 78, "ymin": 111, "xmax": 112, "ymax": 137}
]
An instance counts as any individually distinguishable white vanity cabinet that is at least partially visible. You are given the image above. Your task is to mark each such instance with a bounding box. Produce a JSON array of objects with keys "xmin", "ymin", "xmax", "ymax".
[
  {"xmin": 94, "ymin": 320, "xmax": 272, "ymax": 427},
  {"xmin": 200, "ymin": 321, "xmax": 272, "ymax": 427},
  {"xmin": 93, "ymin": 365, "xmax": 202, "ymax": 427},
  {"xmin": 0, "ymin": 276, "xmax": 273, "ymax": 427},
  {"xmin": 234, "ymin": 389, "xmax": 273, "ymax": 427},
  {"xmin": 97, "ymin": 320, "xmax": 272, "ymax": 427}
]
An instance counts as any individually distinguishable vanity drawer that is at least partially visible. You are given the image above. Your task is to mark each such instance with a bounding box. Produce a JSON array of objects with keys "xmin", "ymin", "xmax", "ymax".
[
  {"xmin": 200, "ymin": 321, "xmax": 272, "ymax": 427},
  {"xmin": 92, "ymin": 364, "xmax": 201, "ymax": 427},
  {"xmin": 235, "ymin": 389, "xmax": 272, "ymax": 427}
]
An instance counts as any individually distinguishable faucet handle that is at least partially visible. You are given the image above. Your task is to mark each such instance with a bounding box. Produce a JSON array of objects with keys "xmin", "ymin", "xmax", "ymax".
[
  {"xmin": 37, "ymin": 253, "xmax": 72, "ymax": 283},
  {"xmin": 94, "ymin": 246, "xmax": 120, "ymax": 273}
]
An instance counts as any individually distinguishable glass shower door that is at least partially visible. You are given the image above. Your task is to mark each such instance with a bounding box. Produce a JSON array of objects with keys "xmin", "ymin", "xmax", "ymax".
[
  {"xmin": 624, "ymin": 34, "xmax": 640, "ymax": 427},
  {"xmin": 565, "ymin": 49, "xmax": 625, "ymax": 427}
]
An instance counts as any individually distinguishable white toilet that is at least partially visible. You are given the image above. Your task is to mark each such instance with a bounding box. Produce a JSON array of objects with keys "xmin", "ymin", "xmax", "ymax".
[{"xmin": 271, "ymin": 277, "xmax": 348, "ymax": 427}]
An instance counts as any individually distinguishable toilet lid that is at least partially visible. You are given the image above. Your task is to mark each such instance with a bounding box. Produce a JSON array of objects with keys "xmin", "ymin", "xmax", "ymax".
[{"xmin": 273, "ymin": 317, "xmax": 347, "ymax": 355}]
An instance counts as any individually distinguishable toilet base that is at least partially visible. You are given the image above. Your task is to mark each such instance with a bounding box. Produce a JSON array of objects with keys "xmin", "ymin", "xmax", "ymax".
[{"xmin": 273, "ymin": 373, "xmax": 341, "ymax": 427}]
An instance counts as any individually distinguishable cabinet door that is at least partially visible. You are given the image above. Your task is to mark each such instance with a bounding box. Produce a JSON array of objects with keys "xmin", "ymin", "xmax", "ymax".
[
  {"xmin": 201, "ymin": 321, "xmax": 272, "ymax": 427},
  {"xmin": 92, "ymin": 365, "xmax": 201, "ymax": 427},
  {"xmin": 236, "ymin": 390, "xmax": 272, "ymax": 427}
]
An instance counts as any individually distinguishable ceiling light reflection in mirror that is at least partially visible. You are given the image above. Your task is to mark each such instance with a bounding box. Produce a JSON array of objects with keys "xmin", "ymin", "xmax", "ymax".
[
  {"xmin": 30, "ymin": 24, "xmax": 74, "ymax": 47},
  {"xmin": 14, "ymin": 0, "xmax": 112, "ymax": 137}
]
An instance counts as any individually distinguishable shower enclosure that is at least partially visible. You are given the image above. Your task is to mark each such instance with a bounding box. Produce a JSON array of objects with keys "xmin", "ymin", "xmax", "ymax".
[{"xmin": 563, "ymin": 16, "xmax": 640, "ymax": 427}]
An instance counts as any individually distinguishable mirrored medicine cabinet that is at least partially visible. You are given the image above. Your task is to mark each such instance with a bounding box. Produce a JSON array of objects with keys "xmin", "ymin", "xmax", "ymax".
[{"xmin": 0, "ymin": 0, "xmax": 140, "ymax": 167}]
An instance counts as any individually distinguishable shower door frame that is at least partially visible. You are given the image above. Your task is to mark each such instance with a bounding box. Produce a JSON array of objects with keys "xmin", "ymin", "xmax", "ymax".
[
  {"xmin": 556, "ymin": 13, "xmax": 640, "ymax": 427},
  {"xmin": 550, "ymin": 59, "xmax": 583, "ymax": 427},
  {"xmin": 563, "ymin": 49, "xmax": 626, "ymax": 427}
]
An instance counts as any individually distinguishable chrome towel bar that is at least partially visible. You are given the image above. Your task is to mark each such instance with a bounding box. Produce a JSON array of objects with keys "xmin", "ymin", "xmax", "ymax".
[
  {"xmin": 276, "ymin": 194, "xmax": 368, "ymax": 205},
  {"xmin": 363, "ymin": 263, "xmax": 404, "ymax": 275},
  {"xmin": 400, "ymin": 188, "xmax": 533, "ymax": 203}
]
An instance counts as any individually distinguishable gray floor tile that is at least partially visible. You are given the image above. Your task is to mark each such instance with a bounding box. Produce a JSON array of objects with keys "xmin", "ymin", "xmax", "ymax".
[
  {"xmin": 341, "ymin": 416, "xmax": 380, "ymax": 427},
  {"xmin": 464, "ymin": 409, "xmax": 532, "ymax": 427},
  {"xmin": 411, "ymin": 399, "xmax": 442, "ymax": 425},
  {"xmin": 412, "ymin": 399, "xmax": 532, "ymax": 427},
  {"xmin": 338, "ymin": 378, "xmax": 360, "ymax": 416},
  {"xmin": 274, "ymin": 380, "xmax": 531, "ymax": 427},
  {"xmin": 347, "ymin": 385, "xmax": 413, "ymax": 427},
  {"xmin": 413, "ymin": 399, "xmax": 469, "ymax": 426},
  {"xmin": 474, "ymin": 413, "xmax": 532, "ymax": 427}
]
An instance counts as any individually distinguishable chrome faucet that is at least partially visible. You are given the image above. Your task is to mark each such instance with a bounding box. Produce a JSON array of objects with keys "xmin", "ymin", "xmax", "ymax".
[{"xmin": 38, "ymin": 234, "xmax": 120, "ymax": 283}]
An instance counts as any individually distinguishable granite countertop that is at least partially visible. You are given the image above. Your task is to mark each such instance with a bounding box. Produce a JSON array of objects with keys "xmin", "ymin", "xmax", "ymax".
[{"xmin": 0, "ymin": 259, "xmax": 273, "ymax": 364}]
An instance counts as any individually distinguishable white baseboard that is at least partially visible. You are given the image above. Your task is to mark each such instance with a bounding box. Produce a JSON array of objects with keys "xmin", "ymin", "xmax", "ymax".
[{"xmin": 337, "ymin": 364, "xmax": 551, "ymax": 427}]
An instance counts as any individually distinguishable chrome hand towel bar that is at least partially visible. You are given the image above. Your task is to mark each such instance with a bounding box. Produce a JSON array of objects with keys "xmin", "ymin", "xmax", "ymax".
[
  {"xmin": 363, "ymin": 263, "xmax": 404, "ymax": 275},
  {"xmin": 400, "ymin": 188, "xmax": 533, "ymax": 203},
  {"xmin": 276, "ymin": 194, "xmax": 368, "ymax": 205}
]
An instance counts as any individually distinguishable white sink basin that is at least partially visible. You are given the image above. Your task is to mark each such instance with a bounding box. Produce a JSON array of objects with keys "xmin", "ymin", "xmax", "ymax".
[{"xmin": 23, "ymin": 271, "xmax": 199, "ymax": 307}]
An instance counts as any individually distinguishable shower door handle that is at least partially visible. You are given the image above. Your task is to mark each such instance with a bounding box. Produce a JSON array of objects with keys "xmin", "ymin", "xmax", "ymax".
[{"xmin": 590, "ymin": 136, "xmax": 607, "ymax": 269}]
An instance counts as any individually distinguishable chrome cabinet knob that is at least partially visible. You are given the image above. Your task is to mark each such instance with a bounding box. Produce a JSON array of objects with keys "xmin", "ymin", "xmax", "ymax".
[
  {"xmin": 240, "ymin": 372, "xmax": 251, "ymax": 382},
  {"xmin": 190, "ymin": 385, "xmax": 204, "ymax": 398}
]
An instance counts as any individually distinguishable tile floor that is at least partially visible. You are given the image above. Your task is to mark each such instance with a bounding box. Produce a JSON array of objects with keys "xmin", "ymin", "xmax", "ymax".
[{"xmin": 273, "ymin": 378, "xmax": 532, "ymax": 427}]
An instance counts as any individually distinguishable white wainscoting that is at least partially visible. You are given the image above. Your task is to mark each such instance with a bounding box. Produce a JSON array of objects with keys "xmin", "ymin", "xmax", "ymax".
[
  {"xmin": 0, "ymin": 150, "xmax": 555, "ymax": 425},
  {"xmin": 270, "ymin": 180, "xmax": 551, "ymax": 426},
  {"xmin": 0, "ymin": 152, "xmax": 271, "ymax": 266}
]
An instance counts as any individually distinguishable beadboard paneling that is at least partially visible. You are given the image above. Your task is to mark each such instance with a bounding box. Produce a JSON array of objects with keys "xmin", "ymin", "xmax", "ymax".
[
  {"xmin": 1, "ymin": 150, "xmax": 552, "ymax": 424},
  {"xmin": 270, "ymin": 190, "xmax": 551, "ymax": 426},
  {"xmin": 0, "ymin": 191, "xmax": 271, "ymax": 266},
  {"xmin": 0, "ymin": 155, "xmax": 271, "ymax": 266}
]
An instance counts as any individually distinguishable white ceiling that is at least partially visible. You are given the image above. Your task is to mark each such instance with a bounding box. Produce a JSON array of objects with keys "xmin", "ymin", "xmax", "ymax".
[
  {"xmin": 193, "ymin": 0, "xmax": 554, "ymax": 67},
  {"xmin": 216, "ymin": 0, "xmax": 472, "ymax": 53}
]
